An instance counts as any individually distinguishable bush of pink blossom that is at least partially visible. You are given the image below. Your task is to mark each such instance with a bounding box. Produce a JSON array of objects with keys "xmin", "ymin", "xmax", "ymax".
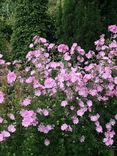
[{"xmin": 0, "ymin": 25, "xmax": 117, "ymax": 156}]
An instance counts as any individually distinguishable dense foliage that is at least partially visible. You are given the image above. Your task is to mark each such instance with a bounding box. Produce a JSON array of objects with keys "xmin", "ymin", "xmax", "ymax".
[
  {"xmin": 56, "ymin": 0, "xmax": 104, "ymax": 50},
  {"xmin": 11, "ymin": 0, "xmax": 55, "ymax": 60},
  {"xmin": 98, "ymin": 0, "xmax": 117, "ymax": 27},
  {"xmin": 0, "ymin": 18, "xmax": 12, "ymax": 60},
  {"xmin": 56, "ymin": 0, "xmax": 117, "ymax": 51},
  {"xmin": 0, "ymin": 26, "xmax": 117, "ymax": 156},
  {"xmin": 0, "ymin": 0, "xmax": 16, "ymax": 60}
]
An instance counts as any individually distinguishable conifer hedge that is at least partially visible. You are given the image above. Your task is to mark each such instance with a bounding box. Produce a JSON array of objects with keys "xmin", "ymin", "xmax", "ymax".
[
  {"xmin": 11, "ymin": 0, "xmax": 55, "ymax": 60},
  {"xmin": 56, "ymin": 0, "xmax": 104, "ymax": 51}
]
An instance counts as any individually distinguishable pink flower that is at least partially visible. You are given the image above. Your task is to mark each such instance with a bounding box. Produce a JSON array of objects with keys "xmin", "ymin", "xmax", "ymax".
[
  {"xmin": 44, "ymin": 78, "xmax": 56, "ymax": 89},
  {"xmin": 39, "ymin": 37, "xmax": 47, "ymax": 44},
  {"xmin": 26, "ymin": 51, "xmax": 33, "ymax": 61},
  {"xmin": 49, "ymin": 62, "xmax": 59, "ymax": 69},
  {"xmin": 33, "ymin": 50, "xmax": 41, "ymax": 58},
  {"xmin": 78, "ymin": 87, "xmax": 88, "ymax": 97},
  {"xmin": 25, "ymin": 67, "xmax": 31, "ymax": 72},
  {"xmin": 21, "ymin": 98, "xmax": 31, "ymax": 106},
  {"xmin": 77, "ymin": 56, "xmax": 84, "ymax": 62},
  {"xmin": 95, "ymin": 35, "xmax": 105, "ymax": 46},
  {"xmin": 109, "ymin": 40, "xmax": 117, "ymax": 48},
  {"xmin": 20, "ymin": 110, "xmax": 33, "ymax": 117},
  {"xmin": 103, "ymin": 138, "xmax": 114, "ymax": 146},
  {"xmin": 42, "ymin": 109, "xmax": 49, "ymax": 116},
  {"xmin": 44, "ymin": 139, "xmax": 50, "ymax": 146},
  {"xmin": 95, "ymin": 121, "xmax": 100, "ymax": 127},
  {"xmin": 8, "ymin": 125, "xmax": 16, "ymax": 133},
  {"xmin": 8, "ymin": 113, "xmax": 15, "ymax": 120},
  {"xmin": 83, "ymin": 74, "xmax": 92, "ymax": 83},
  {"xmin": 25, "ymin": 76, "xmax": 34, "ymax": 84},
  {"xmin": 99, "ymin": 51, "xmax": 105, "ymax": 57},
  {"xmin": 90, "ymin": 114, "xmax": 100, "ymax": 122},
  {"xmin": 108, "ymin": 83, "xmax": 114, "ymax": 90},
  {"xmin": 72, "ymin": 116, "xmax": 79, "ymax": 124},
  {"xmin": 79, "ymin": 101, "xmax": 84, "ymax": 108},
  {"xmin": 96, "ymin": 126, "xmax": 103, "ymax": 133},
  {"xmin": 22, "ymin": 118, "xmax": 32, "ymax": 127},
  {"xmin": 70, "ymin": 106, "xmax": 75, "ymax": 110},
  {"xmin": 76, "ymin": 46, "xmax": 85, "ymax": 55},
  {"xmin": 61, "ymin": 100, "xmax": 68, "ymax": 107},
  {"xmin": 84, "ymin": 64, "xmax": 95, "ymax": 71},
  {"xmin": 106, "ymin": 123, "xmax": 111, "ymax": 130},
  {"xmin": 37, "ymin": 108, "xmax": 42, "ymax": 114},
  {"xmin": 103, "ymin": 130, "xmax": 115, "ymax": 146},
  {"xmin": 85, "ymin": 51, "xmax": 94, "ymax": 59},
  {"xmin": 70, "ymin": 43, "xmax": 77, "ymax": 54},
  {"xmin": 61, "ymin": 124, "xmax": 72, "ymax": 132},
  {"xmin": 87, "ymin": 100, "xmax": 93, "ymax": 107},
  {"xmin": 0, "ymin": 91, "xmax": 5, "ymax": 104},
  {"xmin": 2, "ymin": 131, "xmax": 10, "ymax": 138},
  {"xmin": 108, "ymin": 25, "xmax": 117, "ymax": 33},
  {"xmin": 20, "ymin": 110, "xmax": 37, "ymax": 127},
  {"xmin": 0, "ymin": 59, "xmax": 5, "ymax": 64},
  {"xmin": 7, "ymin": 71, "xmax": 16, "ymax": 84},
  {"xmin": 61, "ymin": 123, "xmax": 68, "ymax": 131},
  {"xmin": 38, "ymin": 124, "xmax": 53, "ymax": 134},
  {"xmin": 102, "ymin": 71, "xmax": 111, "ymax": 79},
  {"xmin": 34, "ymin": 89, "xmax": 41, "ymax": 97},
  {"xmin": 89, "ymin": 89, "xmax": 97, "ymax": 96},
  {"xmin": 58, "ymin": 44, "xmax": 69, "ymax": 53},
  {"xmin": 77, "ymin": 109, "xmax": 85, "ymax": 117},
  {"xmin": 64, "ymin": 53, "xmax": 71, "ymax": 61},
  {"xmin": 48, "ymin": 43, "xmax": 55, "ymax": 50}
]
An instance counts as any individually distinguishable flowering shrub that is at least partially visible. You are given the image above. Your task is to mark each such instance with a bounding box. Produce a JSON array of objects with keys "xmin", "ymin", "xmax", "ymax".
[{"xmin": 0, "ymin": 25, "xmax": 117, "ymax": 155}]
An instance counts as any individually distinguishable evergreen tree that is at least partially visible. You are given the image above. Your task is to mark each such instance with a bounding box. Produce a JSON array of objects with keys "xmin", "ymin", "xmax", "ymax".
[
  {"xmin": 0, "ymin": 20, "xmax": 7, "ymax": 54},
  {"xmin": 11, "ymin": 0, "xmax": 54, "ymax": 60},
  {"xmin": 73, "ymin": 0, "xmax": 104, "ymax": 50},
  {"xmin": 98, "ymin": 0, "xmax": 117, "ymax": 26},
  {"xmin": 61, "ymin": 0, "xmax": 76, "ymax": 44},
  {"xmin": 0, "ymin": 0, "xmax": 12, "ymax": 60},
  {"xmin": 56, "ymin": 0, "xmax": 64, "ymax": 43},
  {"xmin": 56, "ymin": 0, "xmax": 104, "ymax": 51}
]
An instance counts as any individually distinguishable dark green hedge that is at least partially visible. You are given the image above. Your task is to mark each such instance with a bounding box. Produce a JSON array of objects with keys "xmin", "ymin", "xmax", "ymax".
[
  {"xmin": 56, "ymin": 0, "xmax": 117, "ymax": 51},
  {"xmin": 11, "ymin": 0, "xmax": 55, "ymax": 60}
]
